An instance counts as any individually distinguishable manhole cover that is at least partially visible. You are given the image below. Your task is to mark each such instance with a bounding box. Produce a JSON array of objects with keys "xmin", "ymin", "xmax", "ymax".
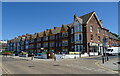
[
  {"xmin": 28, "ymin": 66, "xmax": 34, "ymax": 67},
  {"xmin": 53, "ymin": 65, "xmax": 60, "ymax": 66}
]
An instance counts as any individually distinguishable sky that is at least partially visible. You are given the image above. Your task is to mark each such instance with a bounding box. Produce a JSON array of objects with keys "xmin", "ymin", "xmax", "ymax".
[{"xmin": 2, "ymin": 2, "xmax": 118, "ymax": 40}]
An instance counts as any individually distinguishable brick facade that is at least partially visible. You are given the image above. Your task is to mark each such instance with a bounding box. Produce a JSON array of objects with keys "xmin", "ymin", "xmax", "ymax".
[{"xmin": 7, "ymin": 11, "xmax": 120, "ymax": 55}]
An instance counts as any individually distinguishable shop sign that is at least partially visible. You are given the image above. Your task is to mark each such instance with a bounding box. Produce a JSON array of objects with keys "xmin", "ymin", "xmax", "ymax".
[
  {"xmin": 89, "ymin": 43, "xmax": 97, "ymax": 46},
  {"xmin": 69, "ymin": 52, "xmax": 80, "ymax": 54},
  {"xmin": 98, "ymin": 44, "xmax": 103, "ymax": 46}
]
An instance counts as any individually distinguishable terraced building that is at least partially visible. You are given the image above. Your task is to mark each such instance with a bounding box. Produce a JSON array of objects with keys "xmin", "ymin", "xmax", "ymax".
[{"xmin": 7, "ymin": 11, "xmax": 120, "ymax": 55}]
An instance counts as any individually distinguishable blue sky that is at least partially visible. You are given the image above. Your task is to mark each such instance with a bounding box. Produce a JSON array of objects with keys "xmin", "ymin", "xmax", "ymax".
[{"xmin": 2, "ymin": 2, "xmax": 118, "ymax": 40}]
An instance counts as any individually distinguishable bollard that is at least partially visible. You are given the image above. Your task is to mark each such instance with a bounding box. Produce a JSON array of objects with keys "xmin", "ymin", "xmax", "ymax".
[
  {"xmin": 102, "ymin": 56, "xmax": 104, "ymax": 64},
  {"xmin": 79, "ymin": 53, "xmax": 81, "ymax": 58},
  {"xmin": 74, "ymin": 56, "xmax": 77, "ymax": 59},
  {"xmin": 31, "ymin": 53, "xmax": 34, "ymax": 60},
  {"xmin": 107, "ymin": 55, "xmax": 109, "ymax": 61},
  {"xmin": 105, "ymin": 55, "xmax": 107, "ymax": 62},
  {"xmin": 54, "ymin": 56, "xmax": 56, "ymax": 61},
  {"xmin": 31, "ymin": 56, "xmax": 34, "ymax": 60}
]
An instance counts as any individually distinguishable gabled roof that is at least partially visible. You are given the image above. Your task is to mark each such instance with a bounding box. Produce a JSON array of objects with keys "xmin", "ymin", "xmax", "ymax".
[
  {"xmin": 31, "ymin": 34, "xmax": 37, "ymax": 39},
  {"xmin": 26, "ymin": 35, "xmax": 30, "ymax": 40},
  {"xmin": 43, "ymin": 30, "xmax": 50, "ymax": 36},
  {"xmin": 38, "ymin": 32, "xmax": 44, "ymax": 37},
  {"xmin": 60, "ymin": 24, "xmax": 69, "ymax": 32},
  {"xmin": 80, "ymin": 11, "xmax": 109, "ymax": 31},
  {"xmin": 80, "ymin": 11, "xmax": 94, "ymax": 24},
  {"xmin": 49, "ymin": 29, "xmax": 53, "ymax": 35},
  {"xmin": 52, "ymin": 27, "xmax": 61, "ymax": 34},
  {"xmin": 109, "ymin": 33, "xmax": 119, "ymax": 40}
]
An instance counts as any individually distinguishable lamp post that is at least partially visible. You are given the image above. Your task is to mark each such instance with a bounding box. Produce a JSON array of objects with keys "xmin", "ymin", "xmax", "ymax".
[{"xmin": 102, "ymin": 36, "xmax": 108, "ymax": 63}]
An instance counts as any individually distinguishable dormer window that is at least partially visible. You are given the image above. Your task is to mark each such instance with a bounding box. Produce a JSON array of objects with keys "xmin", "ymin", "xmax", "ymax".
[
  {"xmin": 71, "ymin": 29, "xmax": 73, "ymax": 34},
  {"xmin": 73, "ymin": 20, "xmax": 79, "ymax": 26}
]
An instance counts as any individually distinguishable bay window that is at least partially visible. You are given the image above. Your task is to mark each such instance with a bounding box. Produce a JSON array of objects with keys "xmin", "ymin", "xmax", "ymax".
[
  {"xmin": 62, "ymin": 32, "xmax": 68, "ymax": 37},
  {"xmin": 62, "ymin": 40, "xmax": 68, "ymax": 46},
  {"xmin": 74, "ymin": 33, "xmax": 83, "ymax": 43},
  {"xmin": 50, "ymin": 42, "xmax": 54, "ymax": 47},
  {"xmin": 50, "ymin": 35, "xmax": 55, "ymax": 40}
]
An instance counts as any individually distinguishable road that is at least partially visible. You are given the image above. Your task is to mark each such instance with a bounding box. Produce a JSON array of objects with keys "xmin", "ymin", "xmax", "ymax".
[{"xmin": 1, "ymin": 55, "xmax": 118, "ymax": 74}]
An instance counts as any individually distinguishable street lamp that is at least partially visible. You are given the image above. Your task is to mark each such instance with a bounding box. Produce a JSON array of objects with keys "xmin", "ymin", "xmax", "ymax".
[{"xmin": 102, "ymin": 36, "xmax": 108, "ymax": 63}]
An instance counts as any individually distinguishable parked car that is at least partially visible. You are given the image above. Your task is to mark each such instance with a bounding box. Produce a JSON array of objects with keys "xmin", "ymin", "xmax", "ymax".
[
  {"xmin": 2, "ymin": 52, "xmax": 11, "ymax": 55},
  {"xmin": 106, "ymin": 47, "xmax": 120, "ymax": 55},
  {"xmin": 34, "ymin": 53, "xmax": 42, "ymax": 59},
  {"xmin": 28, "ymin": 53, "xmax": 34, "ymax": 57}
]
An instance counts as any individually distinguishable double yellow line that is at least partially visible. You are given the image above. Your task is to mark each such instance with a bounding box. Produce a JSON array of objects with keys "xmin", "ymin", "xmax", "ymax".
[{"xmin": 95, "ymin": 60, "xmax": 118, "ymax": 74}]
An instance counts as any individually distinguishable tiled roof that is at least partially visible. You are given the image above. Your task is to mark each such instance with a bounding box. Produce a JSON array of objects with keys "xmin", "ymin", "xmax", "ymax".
[
  {"xmin": 80, "ymin": 11, "xmax": 94, "ymax": 24},
  {"xmin": 31, "ymin": 33, "xmax": 37, "ymax": 38},
  {"xmin": 52, "ymin": 27, "xmax": 61, "ymax": 34},
  {"xmin": 44, "ymin": 30, "xmax": 50, "ymax": 36},
  {"xmin": 102, "ymin": 26, "xmax": 109, "ymax": 30},
  {"xmin": 38, "ymin": 32, "xmax": 44, "ymax": 37},
  {"xmin": 109, "ymin": 35, "xmax": 119, "ymax": 40},
  {"xmin": 109, "ymin": 33, "xmax": 119, "ymax": 40},
  {"xmin": 9, "ymin": 11, "xmax": 111, "ymax": 41}
]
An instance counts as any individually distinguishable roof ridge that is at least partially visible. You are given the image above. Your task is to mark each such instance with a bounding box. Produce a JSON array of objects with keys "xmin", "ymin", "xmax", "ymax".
[{"xmin": 80, "ymin": 11, "xmax": 95, "ymax": 18}]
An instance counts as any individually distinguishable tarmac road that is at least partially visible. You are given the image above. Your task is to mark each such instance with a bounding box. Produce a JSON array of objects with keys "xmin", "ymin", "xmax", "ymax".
[{"xmin": 1, "ymin": 56, "xmax": 118, "ymax": 74}]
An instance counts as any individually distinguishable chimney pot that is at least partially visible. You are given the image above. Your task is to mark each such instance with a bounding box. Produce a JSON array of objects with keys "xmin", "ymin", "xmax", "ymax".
[{"xmin": 99, "ymin": 20, "xmax": 103, "ymax": 24}]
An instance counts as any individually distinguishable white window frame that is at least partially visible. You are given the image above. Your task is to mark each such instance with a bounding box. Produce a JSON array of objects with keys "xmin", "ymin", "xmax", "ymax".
[
  {"xmin": 90, "ymin": 25, "xmax": 93, "ymax": 32},
  {"xmin": 97, "ymin": 27, "xmax": 100, "ymax": 33}
]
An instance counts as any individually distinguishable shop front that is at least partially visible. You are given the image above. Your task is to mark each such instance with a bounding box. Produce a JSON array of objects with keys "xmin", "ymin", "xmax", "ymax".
[{"xmin": 88, "ymin": 42, "xmax": 99, "ymax": 55}]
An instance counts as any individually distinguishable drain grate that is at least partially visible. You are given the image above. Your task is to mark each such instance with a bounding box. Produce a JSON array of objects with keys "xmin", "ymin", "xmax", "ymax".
[
  {"xmin": 28, "ymin": 66, "xmax": 34, "ymax": 67},
  {"xmin": 53, "ymin": 65, "xmax": 60, "ymax": 66}
]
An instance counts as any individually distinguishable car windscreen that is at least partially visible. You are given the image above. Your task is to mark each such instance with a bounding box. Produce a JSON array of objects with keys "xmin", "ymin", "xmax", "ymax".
[{"xmin": 107, "ymin": 49, "xmax": 113, "ymax": 52}]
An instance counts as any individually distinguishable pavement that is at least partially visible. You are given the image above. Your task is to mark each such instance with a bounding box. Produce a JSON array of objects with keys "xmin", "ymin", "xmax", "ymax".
[
  {"xmin": 97, "ymin": 57, "xmax": 119, "ymax": 73},
  {"xmin": 5, "ymin": 55, "xmax": 54, "ymax": 61},
  {"xmin": 99, "ymin": 58, "xmax": 120, "ymax": 72}
]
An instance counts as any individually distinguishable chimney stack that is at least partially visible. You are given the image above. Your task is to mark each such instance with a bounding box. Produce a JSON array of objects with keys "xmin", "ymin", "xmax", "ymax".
[
  {"xmin": 18, "ymin": 36, "xmax": 21, "ymax": 38},
  {"xmin": 99, "ymin": 20, "xmax": 103, "ymax": 24},
  {"xmin": 26, "ymin": 33, "xmax": 29, "ymax": 36},
  {"xmin": 54, "ymin": 27, "xmax": 58, "ymax": 29},
  {"xmin": 46, "ymin": 29, "xmax": 49, "ymax": 31},
  {"xmin": 22, "ymin": 35, "xmax": 25, "ymax": 37}
]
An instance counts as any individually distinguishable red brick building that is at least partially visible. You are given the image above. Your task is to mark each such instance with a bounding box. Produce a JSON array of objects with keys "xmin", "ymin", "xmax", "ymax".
[{"xmin": 7, "ymin": 11, "xmax": 120, "ymax": 55}]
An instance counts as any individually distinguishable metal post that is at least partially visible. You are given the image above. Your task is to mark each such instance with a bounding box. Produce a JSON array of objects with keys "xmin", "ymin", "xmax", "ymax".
[
  {"xmin": 74, "ymin": 56, "xmax": 76, "ymax": 59},
  {"xmin": 102, "ymin": 55, "xmax": 104, "ymax": 64},
  {"xmin": 54, "ymin": 55, "xmax": 56, "ymax": 61},
  {"xmin": 31, "ymin": 53, "xmax": 34, "ymax": 60},
  {"xmin": 79, "ymin": 52, "xmax": 81, "ymax": 58},
  {"xmin": 107, "ymin": 54, "xmax": 109, "ymax": 61}
]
